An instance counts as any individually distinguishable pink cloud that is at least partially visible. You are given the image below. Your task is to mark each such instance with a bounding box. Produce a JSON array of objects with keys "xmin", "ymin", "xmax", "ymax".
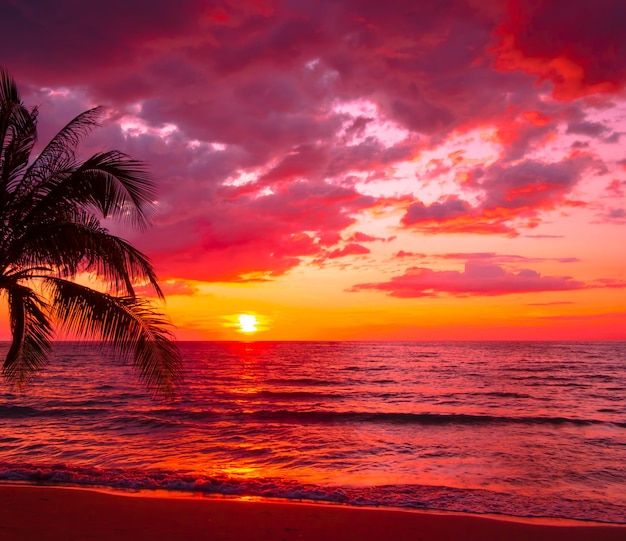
[
  {"xmin": 401, "ymin": 155, "xmax": 595, "ymax": 235},
  {"xmin": 606, "ymin": 179, "xmax": 626, "ymax": 197},
  {"xmin": 566, "ymin": 121, "xmax": 610, "ymax": 138},
  {"xmin": 493, "ymin": 116, "xmax": 557, "ymax": 163},
  {"xmin": 403, "ymin": 197, "xmax": 472, "ymax": 224},
  {"xmin": 349, "ymin": 260, "xmax": 585, "ymax": 298},
  {"xmin": 433, "ymin": 253, "xmax": 582, "ymax": 265},
  {"xmin": 470, "ymin": 156, "xmax": 594, "ymax": 211},
  {"xmin": 345, "ymin": 232, "xmax": 387, "ymax": 243},
  {"xmin": 142, "ymin": 179, "xmax": 377, "ymax": 281},
  {"xmin": 393, "ymin": 251, "xmax": 427, "ymax": 259},
  {"xmin": 593, "ymin": 208, "xmax": 626, "ymax": 224},
  {"xmin": 2, "ymin": 0, "xmax": 624, "ymax": 285},
  {"xmin": 325, "ymin": 243, "xmax": 371, "ymax": 260}
]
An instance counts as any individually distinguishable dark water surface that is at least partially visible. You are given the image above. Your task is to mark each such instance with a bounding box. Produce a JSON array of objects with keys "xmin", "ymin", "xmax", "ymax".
[{"xmin": 1, "ymin": 341, "xmax": 625, "ymax": 522}]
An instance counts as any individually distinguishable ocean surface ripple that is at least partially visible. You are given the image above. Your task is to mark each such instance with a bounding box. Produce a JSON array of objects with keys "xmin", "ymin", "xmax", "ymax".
[{"xmin": 1, "ymin": 341, "xmax": 625, "ymax": 523}]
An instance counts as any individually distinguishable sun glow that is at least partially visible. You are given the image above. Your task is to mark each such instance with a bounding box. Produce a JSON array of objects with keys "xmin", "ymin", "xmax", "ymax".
[{"xmin": 237, "ymin": 314, "xmax": 259, "ymax": 333}]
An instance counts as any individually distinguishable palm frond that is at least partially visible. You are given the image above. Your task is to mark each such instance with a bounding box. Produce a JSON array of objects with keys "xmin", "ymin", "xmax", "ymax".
[
  {"xmin": 0, "ymin": 68, "xmax": 180, "ymax": 396},
  {"xmin": 6, "ymin": 213, "xmax": 163, "ymax": 298},
  {"xmin": 0, "ymin": 68, "xmax": 20, "ymax": 106},
  {"xmin": 3, "ymin": 282, "xmax": 53, "ymax": 386},
  {"xmin": 69, "ymin": 151, "xmax": 156, "ymax": 229},
  {"xmin": 18, "ymin": 151, "xmax": 156, "ymax": 231},
  {"xmin": 0, "ymin": 68, "xmax": 23, "ymax": 156},
  {"xmin": 79, "ymin": 227, "xmax": 164, "ymax": 299},
  {"xmin": 43, "ymin": 277, "xmax": 181, "ymax": 396},
  {"xmin": 0, "ymin": 69, "xmax": 38, "ymax": 195},
  {"xmin": 20, "ymin": 107, "xmax": 103, "ymax": 194},
  {"xmin": 1, "ymin": 107, "xmax": 38, "ymax": 187}
]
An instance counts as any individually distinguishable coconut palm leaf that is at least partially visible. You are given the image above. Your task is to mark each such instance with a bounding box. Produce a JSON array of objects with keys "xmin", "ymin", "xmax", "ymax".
[
  {"xmin": 3, "ymin": 282, "xmax": 53, "ymax": 385},
  {"xmin": 43, "ymin": 277, "xmax": 180, "ymax": 396},
  {"xmin": 71, "ymin": 150, "xmax": 156, "ymax": 228},
  {"xmin": 1, "ymin": 109, "xmax": 37, "ymax": 192},
  {"xmin": 23, "ymin": 107, "xmax": 103, "ymax": 181},
  {"xmin": 18, "ymin": 150, "xmax": 155, "ymax": 231},
  {"xmin": 5, "ymin": 212, "xmax": 163, "ymax": 298},
  {"xmin": 0, "ymin": 67, "xmax": 29, "ymax": 153},
  {"xmin": 0, "ymin": 69, "xmax": 38, "ymax": 195},
  {"xmin": 0, "ymin": 68, "xmax": 181, "ymax": 396}
]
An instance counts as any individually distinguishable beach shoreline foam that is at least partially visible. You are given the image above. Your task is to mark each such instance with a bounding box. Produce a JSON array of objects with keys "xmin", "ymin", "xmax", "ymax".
[{"xmin": 1, "ymin": 484, "xmax": 624, "ymax": 541}]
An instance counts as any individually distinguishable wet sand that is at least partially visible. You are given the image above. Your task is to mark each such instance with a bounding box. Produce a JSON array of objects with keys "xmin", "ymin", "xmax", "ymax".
[{"xmin": 0, "ymin": 485, "xmax": 624, "ymax": 540}]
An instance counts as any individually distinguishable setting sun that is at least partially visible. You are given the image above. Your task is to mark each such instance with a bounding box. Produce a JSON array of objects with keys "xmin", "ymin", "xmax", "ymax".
[{"xmin": 237, "ymin": 314, "xmax": 259, "ymax": 333}]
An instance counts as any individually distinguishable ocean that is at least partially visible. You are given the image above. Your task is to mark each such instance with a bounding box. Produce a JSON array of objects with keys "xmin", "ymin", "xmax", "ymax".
[{"xmin": 1, "ymin": 341, "xmax": 625, "ymax": 523}]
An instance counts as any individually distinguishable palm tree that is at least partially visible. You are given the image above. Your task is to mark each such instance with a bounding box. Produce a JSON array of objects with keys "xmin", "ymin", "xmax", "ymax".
[{"xmin": 0, "ymin": 68, "xmax": 181, "ymax": 396}]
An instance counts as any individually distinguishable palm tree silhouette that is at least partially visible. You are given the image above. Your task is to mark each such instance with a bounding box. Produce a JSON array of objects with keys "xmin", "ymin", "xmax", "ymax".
[{"xmin": 0, "ymin": 68, "xmax": 181, "ymax": 396}]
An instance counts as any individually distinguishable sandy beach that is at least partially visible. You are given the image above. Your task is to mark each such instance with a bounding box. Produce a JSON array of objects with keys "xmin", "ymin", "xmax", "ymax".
[{"xmin": 0, "ymin": 485, "xmax": 624, "ymax": 540}]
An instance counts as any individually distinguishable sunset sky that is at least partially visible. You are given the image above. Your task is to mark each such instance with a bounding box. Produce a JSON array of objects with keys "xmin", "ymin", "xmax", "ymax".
[{"xmin": 1, "ymin": 0, "xmax": 625, "ymax": 340}]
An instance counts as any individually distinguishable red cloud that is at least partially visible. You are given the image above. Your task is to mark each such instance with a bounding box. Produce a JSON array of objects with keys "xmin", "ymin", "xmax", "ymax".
[
  {"xmin": 494, "ymin": 0, "xmax": 626, "ymax": 100},
  {"xmin": 2, "ymin": 1, "xmax": 624, "ymax": 285},
  {"xmin": 430, "ymin": 252, "xmax": 580, "ymax": 264},
  {"xmin": 402, "ymin": 156, "xmax": 594, "ymax": 235},
  {"xmin": 345, "ymin": 232, "xmax": 387, "ymax": 243},
  {"xmin": 393, "ymin": 251, "xmax": 427, "ymax": 259},
  {"xmin": 491, "ymin": 116, "xmax": 556, "ymax": 162},
  {"xmin": 349, "ymin": 260, "xmax": 585, "ymax": 298},
  {"xmin": 326, "ymin": 243, "xmax": 371, "ymax": 259},
  {"xmin": 470, "ymin": 157, "xmax": 592, "ymax": 211},
  {"xmin": 0, "ymin": 0, "xmax": 513, "ymax": 147},
  {"xmin": 403, "ymin": 197, "xmax": 472, "ymax": 224},
  {"xmin": 606, "ymin": 179, "xmax": 626, "ymax": 198},
  {"xmin": 142, "ymin": 179, "xmax": 377, "ymax": 281}
]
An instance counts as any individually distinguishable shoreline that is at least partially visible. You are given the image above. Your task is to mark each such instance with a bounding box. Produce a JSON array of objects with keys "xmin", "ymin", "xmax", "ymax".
[
  {"xmin": 35, "ymin": 484, "xmax": 625, "ymax": 527},
  {"xmin": 3, "ymin": 480, "xmax": 624, "ymax": 527},
  {"xmin": 0, "ymin": 485, "xmax": 624, "ymax": 541}
]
